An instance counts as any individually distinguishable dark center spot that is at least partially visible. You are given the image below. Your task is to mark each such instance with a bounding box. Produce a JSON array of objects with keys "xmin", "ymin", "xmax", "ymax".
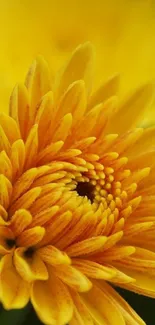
[
  {"xmin": 24, "ymin": 247, "xmax": 35, "ymax": 258},
  {"xmin": 6, "ymin": 238, "xmax": 16, "ymax": 248},
  {"xmin": 76, "ymin": 182, "xmax": 94, "ymax": 203}
]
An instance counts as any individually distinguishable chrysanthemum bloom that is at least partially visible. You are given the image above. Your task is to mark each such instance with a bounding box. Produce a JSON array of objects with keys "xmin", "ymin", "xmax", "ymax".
[{"xmin": 0, "ymin": 43, "xmax": 155, "ymax": 325}]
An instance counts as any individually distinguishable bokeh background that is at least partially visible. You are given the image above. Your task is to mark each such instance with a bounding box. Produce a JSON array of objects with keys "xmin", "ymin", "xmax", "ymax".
[{"xmin": 0, "ymin": 0, "xmax": 155, "ymax": 323}]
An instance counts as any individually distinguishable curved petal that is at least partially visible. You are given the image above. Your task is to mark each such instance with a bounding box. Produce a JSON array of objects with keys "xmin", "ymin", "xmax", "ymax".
[
  {"xmin": 96, "ymin": 281, "xmax": 146, "ymax": 325},
  {"xmin": 25, "ymin": 55, "xmax": 51, "ymax": 124},
  {"xmin": 0, "ymin": 254, "xmax": 30, "ymax": 309},
  {"xmin": 31, "ymin": 271, "xmax": 73, "ymax": 325},
  {"xmin": 54, "ymin": 42, "xmax": 94, "ymax": 98},
  {"xmin": 72, "ymin": 259, "xmax": 116, "ymax": 280},
  {"xmin": 11, "ymin": 209, "xmax": 32, "ymax": 236},
  {"xmin": 16, "ymin": 226, "xmax": 45, "ymax": 247},
  {"xmin": 38, "ymin": 245, "xmax": 71, "ymax": 265},
  {"xmin": 107, "ymin": 83, "xmax": 153, "ymax": 134},
  {"xmin": 65, "ymin": 236, "xmax": 107, "ymax": 257},
  {"xmin": 70, "ymin": 289, "xmax": 94, "ymax": 325},
  {"xmin": 112, "ymin": 265, "xmax": 155, "ymax": 298},
  {"xmin": 14, "ymin": 248, "xmax": 48, "ymax": 282},
  {"xmin": 52, "ymin": 264, "xmax": 92, "ymax": 292},
  {"xmin": 81, "ymin": 282, "xmax": 125, "ymax": 325}
]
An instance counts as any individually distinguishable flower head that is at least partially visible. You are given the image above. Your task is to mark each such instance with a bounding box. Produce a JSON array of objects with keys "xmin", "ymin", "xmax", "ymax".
[{"xmin": 0, "ymin": 43, "xmax": 155, "ymax": 325}]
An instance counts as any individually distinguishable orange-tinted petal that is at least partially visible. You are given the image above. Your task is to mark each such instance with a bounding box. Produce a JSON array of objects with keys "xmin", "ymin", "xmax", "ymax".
[
  {"xmin": 0, "ymin": 254, "xmax": 30, "ymax": 309},
  {"xmin": 14, "ymin": 248, "xmax": 48, "ymax": 282}
]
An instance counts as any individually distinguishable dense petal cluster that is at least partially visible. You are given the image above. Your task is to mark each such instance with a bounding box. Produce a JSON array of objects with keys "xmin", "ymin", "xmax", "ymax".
[{"xmin": 0, "ymin": 43, "xmax": 155, "ymax": 325}]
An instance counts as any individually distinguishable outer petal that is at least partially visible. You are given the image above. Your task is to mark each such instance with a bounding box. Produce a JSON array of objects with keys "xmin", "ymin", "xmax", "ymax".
[
  {"xmin": 72, "ymin": 259, "xmax": 116, "ymax": 280},
  {"xmin": 31, "ymin": 270, "xmax": 73, "ymax": 325},
  {"xmin": 0, "ymin": 254, "xmax": 30, "ymax": 309},
  {"xmin": 52, "ymin": 264, "xmax": 92, "ymax": 292},
  {"xmin": 81, "ymin": 282, "xmax": 125, "ymax": 325},
  {"xmin": 14, "ymin": 248, "xmax": 48, "ymax": 282},
  {"xmin": 113, "ymin": 266, "xmax": 155, "ymax": 298},
  {"xmin": 70, "ymin": 289, "xmax": 94, "ymax": 325},
  {"xmin": 88, "ymin": 74, "xmax": 119, "ymax": 109},
  {"xmin": 38, "ymin": 245, "xmax": 71, "ymax": 265},
  {"xmin": 55, "ymin": 42, "xmax": 94, "ymax": 98},
  {"xmin": 10, "ymin": 209, "xmax": 32, "ymax": 236},
  {"xmin": 16, "ymin": 226, "xmax": 45, "ymax": 247},
  {"xmin": 96, "ymin": 281, "xmax": 146, "ymax": 325},
  {"xmin": 107, "ymin": 83, "xmax": 153, "ymax": 134},
  {"xmin": 25, "ymin": 56, "xmax": 51, "ymax": 124},
  {"xmin": 65, "ymin": 236, "xmax": 107, "ymax": 257}
]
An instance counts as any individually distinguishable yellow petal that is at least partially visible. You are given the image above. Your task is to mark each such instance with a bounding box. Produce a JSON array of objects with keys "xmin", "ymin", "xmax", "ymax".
[
  {"xmin": 96, "ymin": 281, "xmax": 146, "ymax": 325},
  {"xmin": 52, "ymin": 113, "xmax": 72, "ymax": 142},
  {"xmin": 102, "ymin": 231, "xmax": 123, "ymax": 251},
  {"xmin": 113, "ymin": 128, "xmax": 143, "ymax": 155},
  {"xmin": 124, "ymin": 221, "xmax": 154, "ymax": 237},
  {"xmin": 108, "ymin": 266, "xmax": 135, "ymax": 285},
  {"xmin": 35, "ymin": 91, "xmax": 54, "ymax": 148},
  {"xmin": 24, "ymin": 124, "xmax": 38, "ymax": 170},
  {"xmin": 11, "ymin": 209, "xmax": 32, "ymax": 236},
  {"xmin": 38, "ymin": 245, "xmax": 71, "ymax": 266},
  {"xmin": 73, "ymin": 259, "xmax": 116, "ymax": 280},
  {"xmin": 126, "ymin": 126, "xmax": 155, "ymax": 157},
  {"xmin": 31, "ymin": 271, "xmax": 73, "ymax": 325},
  {"xmin": 114, "ymin": 247, "xmax": 155, "ymax": 274},
  {"xmin": 30, "ymin": 205, "xmax": 59, "ymax": 227},
  {"xmin": 0, "ymin": 174, "xmax": 12, "ymax": 209},
  {"xmin": 25, "ymin": 55, "xmax": 51, "ymax": 124},
  {"xmin": 0, "ymin": 205, "xmax": 8, "ymax": 221},
  {"xmin": 36, "ymin": 141, "xmax": 64, "ymax": 165},
  {"xmin": 30, "ymin": 189, "xmax": 62, "ymax": 216},
  {"xmin": 0, "ymin": 254, "xmax": 30, "ymax": 309},
  {"xmin": 107, "ymin": 83, "xmax": 153, "ymax": 134},
  {"xmin": 56, "ymin": 80, "xmax": 87, "ymax": 125},
  {"xmin": 88, "ymin": 74, "xmax": 119, "ymax": 109},
  {"xmin": 81, "ymin": 283, "xmax": 125, "ymax": 325},
  {"xmin": 128, "ymin": 151, "xmax": 155, "ymax": 170},
  {"xmin": 11, "ymin": 167, "xmax": 38, "ymax": 203},
  {"xmin": 52, "ymin": 264, "xmax": 92, "ymax": 292},
  {"xmin": 17, "ymin": 226, "xmax": 45, "ymax": 247},
  {"xmin": 73, "ymin": 103, "xmax": 103, "ymax": 140},
  {"xmin": 9, "ymin": 187, "xmax": 41, "ymax": 216},
  {"xmin": 70, "ymin": 289, "xmax": 94, "ymax": 325},
  {"xmin": 9, "ymin": 83, "xmax": 31, "ymax": 140},
  {"xmin": 66, "ymin": 236, "xmax": 107, "ymax": 257},
  {"xmin": 0, "ymin": 150, "xmax": 12, "ymax": 181},
  {"xmin": 11, "ymin": 139, "xmax": 25, "ymax": 180},
  {"xmin": 55, "ymin": 42, "xmax": 94, "ymax": 98},
  {"xmin": 102, "ymin": 245, "xmax": 136, "ymax": 261},
  {"xmin": 114, "ymin": 266, "xmax": 155, "ymax": 299},
  {"xmin": 57, "ymin": 210, "xmax": 95, "ymax": 250},
  {"xmin": 49, "ymin": 270, "xmax": 74, "ymax": 325},
  {"xmin": 39, "ymin": 211, "xmax": 72, "ymax": 247},
  {"xmin": 0, "ymin": 125, "xmax": 11, "ymax": 155},
  {"xmin": 0, "ymin": 113, "xmax": 20, "ymax": 143},
  {"xmin": 14, "ymin": 248, "xmax": 48, "ymax": 282},
  {"xmin": 31, "ymin": 280, "xmax": 57, "ymax": 325}
]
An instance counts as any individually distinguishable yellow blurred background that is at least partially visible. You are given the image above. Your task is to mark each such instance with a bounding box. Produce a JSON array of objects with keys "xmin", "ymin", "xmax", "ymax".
[{"xmin": 0, "ymin": 0, "xmax": 155, "ymax": 114}]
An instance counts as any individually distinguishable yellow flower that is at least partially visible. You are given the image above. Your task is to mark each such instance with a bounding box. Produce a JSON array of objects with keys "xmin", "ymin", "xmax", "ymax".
[
  {"xmin": 0, "ymin": 43, "xmax": 155, "ymax": 325},
  {"xmin": 1, "ymin": 0, "xmax": 155, "ymax": 124}
]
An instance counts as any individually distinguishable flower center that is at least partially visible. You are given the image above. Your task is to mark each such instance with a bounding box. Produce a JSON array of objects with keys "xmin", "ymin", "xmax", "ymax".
[{"xmin": 76, "ymin": 182, "xmax": 95, "ymax": 202}]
